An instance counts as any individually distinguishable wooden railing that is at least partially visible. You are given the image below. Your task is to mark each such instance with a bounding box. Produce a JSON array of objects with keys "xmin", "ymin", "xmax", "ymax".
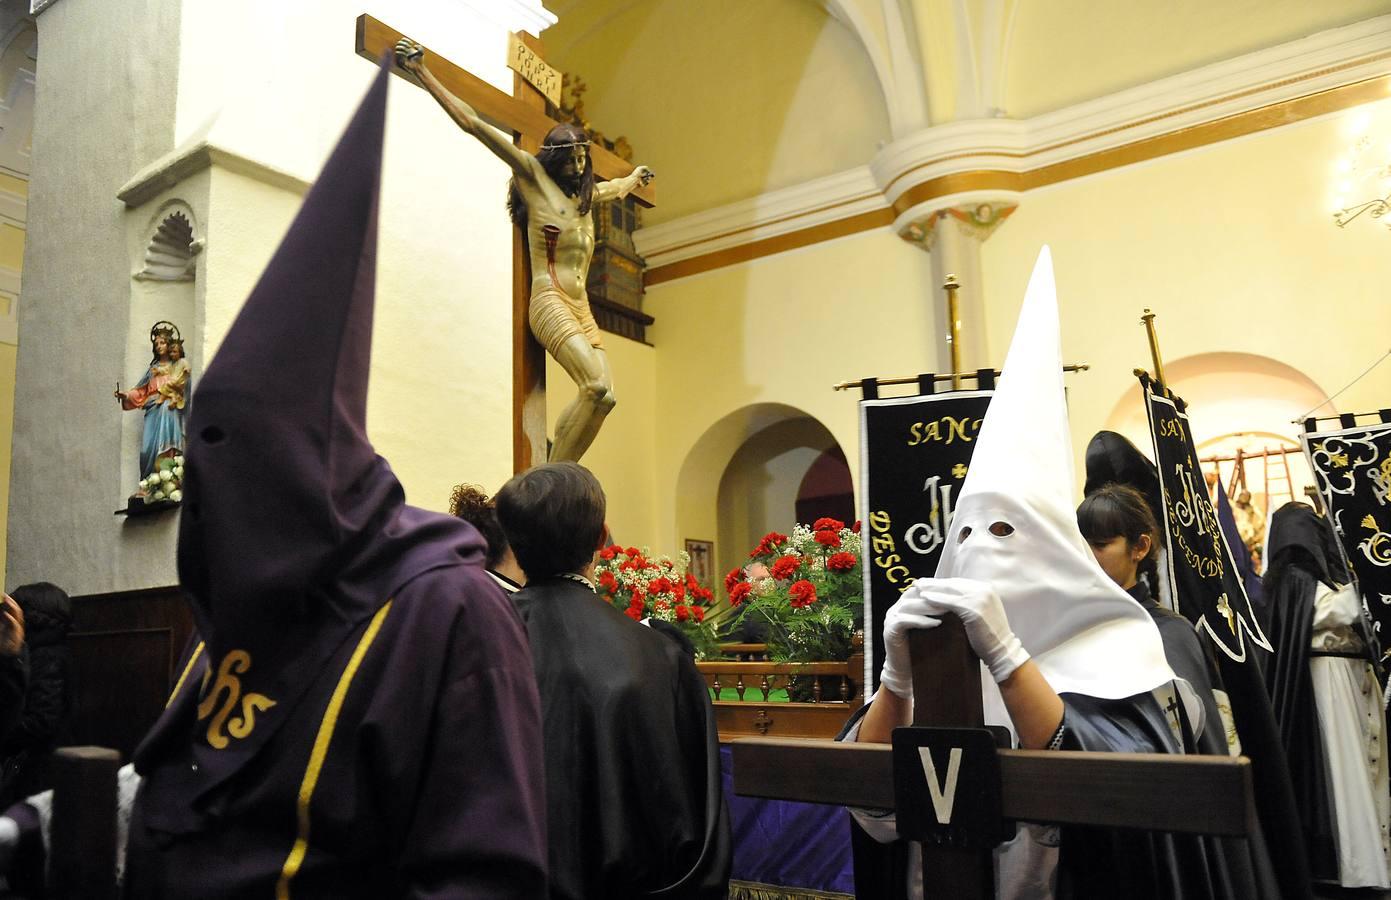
[{"xmin": 696, "ymin": 642, "xmax": 865, "ymax": 742}]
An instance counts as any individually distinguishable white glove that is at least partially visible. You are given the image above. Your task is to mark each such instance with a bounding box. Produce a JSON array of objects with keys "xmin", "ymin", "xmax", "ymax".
[
  {"xmin": 879, "ymin": 591, "xmax": 944, "ymax": 699},
  {"xmin": 879, "ymin": 577, "xmax": 1030, "ymax": 697}
]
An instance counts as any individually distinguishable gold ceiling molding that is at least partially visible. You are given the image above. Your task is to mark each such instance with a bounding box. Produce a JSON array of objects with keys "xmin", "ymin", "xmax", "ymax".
[{"xmin": 647, "ymin": 73, "xmax": 1391, "ymax": 287}]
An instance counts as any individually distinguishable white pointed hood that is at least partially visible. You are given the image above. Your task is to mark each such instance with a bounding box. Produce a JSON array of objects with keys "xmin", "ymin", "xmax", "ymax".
[{"xmin": 935, "ymin": 247, "xmax": 1175, "ymax": 699}]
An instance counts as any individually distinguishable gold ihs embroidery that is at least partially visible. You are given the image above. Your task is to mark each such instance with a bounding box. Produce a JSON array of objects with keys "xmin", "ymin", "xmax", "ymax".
[{"xmin": 196, "ymin": 650, "xmax": 277, "ymax": 750}]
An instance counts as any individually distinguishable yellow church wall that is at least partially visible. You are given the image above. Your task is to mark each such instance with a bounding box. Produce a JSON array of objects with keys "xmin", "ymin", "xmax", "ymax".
[
  {"xmin": 983, "ymin": 101, "xmax": 1391, "ymax": 487},
  {"xmin": 643, "ymin": 227, "xmax": 941, "ymax": 556},
  {"xmin": 0, "ymin": 223, "xmax": 22, "ymax": 270},
  {"xmin": 0, "ymin": 174, "xmax": 26, "ymax": 198},
  {"xmin": 547, "ymin": 0, "xmax": 891, "ymax": 225},
  {"xmin": 1005, "ymin": 2, "xmax": 1391, "ymax": 119},
  {"xmin": 545, "ymin": 334, "xmax": 659, "ymax": 550}
]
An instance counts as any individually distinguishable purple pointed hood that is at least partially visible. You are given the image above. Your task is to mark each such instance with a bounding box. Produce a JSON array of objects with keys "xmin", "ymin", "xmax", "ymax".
[{"xmin": 173, "ymin": 60, "xmax": 485, "ymax": 780}]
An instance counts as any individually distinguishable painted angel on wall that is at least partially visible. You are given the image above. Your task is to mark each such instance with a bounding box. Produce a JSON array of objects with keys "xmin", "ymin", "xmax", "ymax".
[{"xmin": 114, "ymin": 321, "xmax": 189, "ymax": 501}]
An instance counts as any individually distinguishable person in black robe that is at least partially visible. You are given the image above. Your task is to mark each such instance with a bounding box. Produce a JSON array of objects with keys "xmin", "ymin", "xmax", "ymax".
[
  {"xmin": 1263, "ymin": 502, "xmax": 1387, "ymax": 886},
  {"xmin": 0, "ymin": 596, "xmax": 25, "ymax": 748},
  {"xmin": 495, "ymin": 462, "xmax": 731, "ymax": 899},
  {"xmin": 1078, "ymin": 483, "xmax": 1279, "ymax": 898},
  {"xmin": 1083, "ymin": 429, "xmax": 1311, "ymax": 899},
  {"xmin": 0, "ymin": 582, "xmax": 72, "ymax": 808},
  {"xmin": 125, "ymin": 60, "xmax": 548, "ymax": 898}
]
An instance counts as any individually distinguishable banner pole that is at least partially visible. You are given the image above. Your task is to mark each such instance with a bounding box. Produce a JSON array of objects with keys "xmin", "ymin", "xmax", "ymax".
[
  {"xmin": 1141, "ymin": 309, "xmax": 1167, "ymax": 389},
  {"xmin": 945, "ymin": 274, "xmax": 963, "ymax": 390}
]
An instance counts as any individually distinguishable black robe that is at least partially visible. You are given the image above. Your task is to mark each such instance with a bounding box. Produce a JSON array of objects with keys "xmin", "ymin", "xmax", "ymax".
[
  {"xmin": 126, "ymin": 567, "xmax": 548, "ymax": 899},
  {"xmin": 1262, "ymin": 503, "xmax": 1375, "ymax": 884},
  {"xmin": 512, "ymin": 577, "xmax": 731, "ymax": 899}
]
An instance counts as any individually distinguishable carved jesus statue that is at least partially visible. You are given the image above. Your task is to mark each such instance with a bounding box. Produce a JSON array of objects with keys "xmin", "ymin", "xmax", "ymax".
[{"xmin": 396, "ymin": 40, "xmax": 654, "ymax": 463}]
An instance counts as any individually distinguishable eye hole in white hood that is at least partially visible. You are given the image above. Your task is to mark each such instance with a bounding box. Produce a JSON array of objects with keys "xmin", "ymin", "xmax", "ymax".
[{"xmin": 988, "ymin": 521, "xmax": 1015, "ymax": 537}]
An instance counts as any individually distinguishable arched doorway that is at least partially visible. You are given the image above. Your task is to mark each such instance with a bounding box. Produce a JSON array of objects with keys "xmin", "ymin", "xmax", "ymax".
[{"xmin": 1102, "ymin": 351, "xmax": 1328, "ymax": 515}]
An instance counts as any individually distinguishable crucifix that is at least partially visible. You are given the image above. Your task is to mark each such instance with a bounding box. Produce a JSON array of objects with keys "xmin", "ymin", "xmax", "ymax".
[
  {"xmin": 355, "ymin": 15, "xmax": 655, "ymax": 471},
  {"xmin": 732, "ymin": 620, "xmax": 1257, "ymax": 898}
]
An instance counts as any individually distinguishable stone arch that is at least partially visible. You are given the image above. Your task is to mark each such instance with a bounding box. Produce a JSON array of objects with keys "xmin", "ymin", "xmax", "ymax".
[
  {"xmin": 674, "ymin": 402, "xmax": 850, "ymax": 592},
  {"xmin": 1101, "ymin": 351, "xmax": 1327, "ymax": 508},
  {"xmin": 135, "ymin": 202, "xmax": 201, "ymax": 282}
]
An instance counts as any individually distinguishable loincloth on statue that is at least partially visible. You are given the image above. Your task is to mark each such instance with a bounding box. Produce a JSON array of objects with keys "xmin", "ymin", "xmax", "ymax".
[{"xmin": 529, "ymin": 284, "xmax": 604, "ymax": 358}]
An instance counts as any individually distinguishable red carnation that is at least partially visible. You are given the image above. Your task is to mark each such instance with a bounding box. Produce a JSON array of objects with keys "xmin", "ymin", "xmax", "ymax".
[
  {"xmin": 724, "ymin": 568, "xmax": 744, "ymax": 592},
  {"xmin": 788, "ymin": 579, "xmax": 817, "ymax": 608},
  {"xmin": 770, "ymin": 555, "xmax": 802, "ymax": 580},
  {"xmin": 599, "ymin": 571, "xmax": 618, "ymax": 592},
  {"xmin": 729, "ymin": 582, "xmax": 753, "ymax": 606},
  {"xmin": 675, "ymin": 604, "xmax": 691, "ymax": 622},
  {"xmin": 827, "ymin": 551, "xmax": 857, "ymax": 572},
  {"xmin": 630, "ymin": 589, "xmax": 646, "ymax": 607},
  {"xmin": 685, "ymin": 573, "xmax": 700, "ymax": 590},
  {"xmin": 852, "ymin": 520, "xmax": 862, "ymax": 534},
  {"xmin": 812, "ymin": 517, "xmax": 845, "ymax": 533},
  {"xmin": 652, "ymin": 577, "xmax": 672, "ymax": 595},
  {"xmin": 692, "ymin": 605, "xmax": 706, "ymax": 622},
  {"xmin": 696, "ymin": 587, "xmax": 713, "ymax": 603},
  {"xmin": 752, "ymin": 531, "xmax": 789, "ymax": 557},
  {"xmin": 814, "ymin": 530, "xmax": 841, "ymax": 549},
  {"xmin": 674, "ymin": 583, "xmax": 686, "ymax": 601},
  {"xmin": 625, "ymin": 546, "xmax": 640, "ymax": 557},
  {"xmin": 624, "ymin": 607, "xmax": 643, "ymax": 621},
  {"xmin": 599, "ymin": 545, "xmax": 619, "ymax": 561}
]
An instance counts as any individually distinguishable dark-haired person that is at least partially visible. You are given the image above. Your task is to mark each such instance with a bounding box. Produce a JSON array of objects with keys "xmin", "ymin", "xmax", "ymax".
[
  {"xmin": 449, "ymin": 484, "xmax": 526, "ymax": 593},
  {"xmin": 496, "ymin": 462, "xmax": 730, "ymax": 899},
  {"xmin": 0, "ymin": 583, "xmax": 71, "ymax": 806},
  {"xmin": 1077, "ymin": 485, "xmax": 1224, "ymax": 745},
  {"xmin": 396, "ymin": 40, "xmax": 653, "ymax": 463},
  {"xmin": 1077, "ymin": 484, "xmax": 1279, "ymax": 897}
]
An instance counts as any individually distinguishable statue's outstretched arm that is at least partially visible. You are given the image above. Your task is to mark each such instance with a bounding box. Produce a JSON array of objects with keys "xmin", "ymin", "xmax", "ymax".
[
  {"xmin": 395, "ymin": 40, "xmax": 539, "ymax": 184},
  {"xmin": 593, "ymin": 164, "xmax": 654, "ymax": 202}
]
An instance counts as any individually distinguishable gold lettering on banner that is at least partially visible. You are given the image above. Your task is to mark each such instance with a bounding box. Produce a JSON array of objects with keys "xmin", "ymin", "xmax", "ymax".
[
  {"xmin": 906, "ymin": 416, "xmax": 982, "ymax": 447},
  {"xmin": 869, "ymin": 510, "xmax": 912, "ymax": 590},
  {"xmin": 197, "ymin": 650, "xmax": 278, "ymax": 750},
  {"xmin": 1156, "ymin": 418, "xmax": 1183, "ymax": 440}
]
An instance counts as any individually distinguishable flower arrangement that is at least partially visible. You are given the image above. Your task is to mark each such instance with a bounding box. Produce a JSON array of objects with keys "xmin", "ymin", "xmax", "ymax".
[
  {"xmin": 139, "ymin": 454, "xmax": 185, "ymax": 505},
  {"xmin": 725, "ymin": 518, "xmax": 863, "ymax": 663},
  {"xmin": 595, "ymin": 545, "xmax": 722, "ymax": 659}
]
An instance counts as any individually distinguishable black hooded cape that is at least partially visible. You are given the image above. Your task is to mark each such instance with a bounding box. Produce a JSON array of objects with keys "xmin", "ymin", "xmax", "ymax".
[{"xmin": 1261, "ymin": 502, "xmax": 1373, "ymax": 883}]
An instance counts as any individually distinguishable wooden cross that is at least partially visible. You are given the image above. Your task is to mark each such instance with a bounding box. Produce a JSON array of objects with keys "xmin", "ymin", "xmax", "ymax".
[
  {"xmin": 733, "ymin": 620, "xmax": 1257, "ymax": 898},
  {"xmin": 355, "ymin": 15, "xmax": 654, "ymax": 472}
]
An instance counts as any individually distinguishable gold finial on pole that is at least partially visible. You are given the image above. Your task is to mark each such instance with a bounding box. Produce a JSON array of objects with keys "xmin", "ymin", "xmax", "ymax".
[
  {"xmin": 1140, "ymin": 308, "xmax": 1166, "ymax": 388},
  {"xmin": 944, "ymin": 274, "xmax": 962, "ymax": 389}
]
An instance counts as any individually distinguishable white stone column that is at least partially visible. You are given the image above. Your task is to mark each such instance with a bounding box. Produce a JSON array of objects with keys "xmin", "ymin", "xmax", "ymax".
[{"xmin": 899, "ymin": 201, "xmax": 1017, "ymax": 375}]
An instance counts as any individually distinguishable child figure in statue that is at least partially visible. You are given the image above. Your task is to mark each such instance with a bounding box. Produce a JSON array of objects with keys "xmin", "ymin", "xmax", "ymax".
[
  {"xmin": 395, "ymin": 39, "xmax": 654, "ymax": 463},
  {"xmin": 114, "ymin": 321, "xmax": 189, "ymax": 493}
]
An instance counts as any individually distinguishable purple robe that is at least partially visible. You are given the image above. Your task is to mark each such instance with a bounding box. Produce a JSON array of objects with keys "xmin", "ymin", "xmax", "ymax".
[
  {"xmin": 127, "ymin": 57, "xmax": 548, "ymax": 897},
  {"xmin": 127, "ymin": 565, "xmax": 546, "ymax": 898}
]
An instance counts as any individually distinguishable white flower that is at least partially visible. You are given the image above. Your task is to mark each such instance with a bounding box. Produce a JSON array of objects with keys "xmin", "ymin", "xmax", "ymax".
[
  {"xmin": 173, "ymin": 466, "xmax": 184, "ymax": 480},
  {"xmin": 168, "ymin": 489, "xmax": 183, "ymax": 502},
  {"xmin": 152, "ymin": 490, "xmax": 167, "ymax": 501},
  {"xmin": 159, "ymin": 470, "xmax": 174, "ymax": 483}
]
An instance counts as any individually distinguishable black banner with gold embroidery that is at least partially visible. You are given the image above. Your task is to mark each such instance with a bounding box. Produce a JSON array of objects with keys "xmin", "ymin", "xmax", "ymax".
[
  {"xmin": 1143, "ymin": 377, "xmax": 1271, "ymax": 662},
  {"xmin": 860, "ymin": 390, "xmax": 992, "ymax": 691},
  {"xmin": 1302, "ymin": 419, "xmax": 1391, "ymax": 667}
]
